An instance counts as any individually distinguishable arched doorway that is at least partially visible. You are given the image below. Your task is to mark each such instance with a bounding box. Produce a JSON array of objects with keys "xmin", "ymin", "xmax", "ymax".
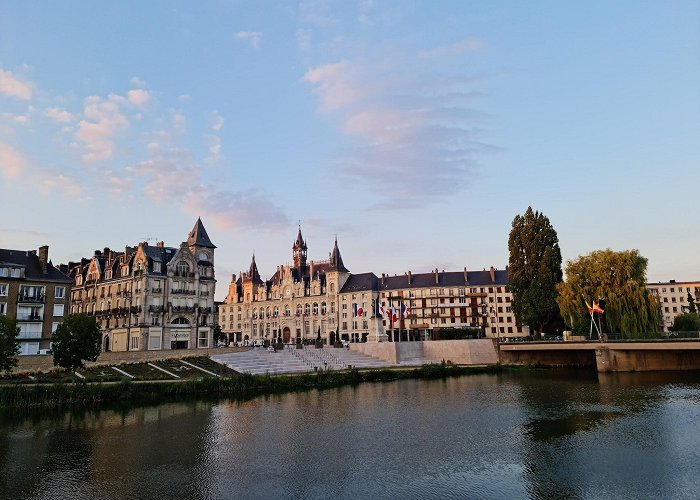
[
  {"xmin": 282, "ymin": 327, "xmax": 291, "ymax": 344},
  {"xmin": 104, "ymin": 335, "xmax": 110, "ymax": 352},
  {"xmin": 329, "ymin": 331, "xmax": 336, "ymax": 345}
]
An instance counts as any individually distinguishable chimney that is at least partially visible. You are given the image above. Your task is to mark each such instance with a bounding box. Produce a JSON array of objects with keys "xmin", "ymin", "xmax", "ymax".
[
  {"xmin": 157, "ymin": 241, "xmax": 164, "ymax": 248},
  {"xmin": 408, "ymin": 270, "xmax": 412, "ymax": 284},
  {"xmin": 489, "ymin": 266, "xmax": 495, "ymax": 283},
  {"xmin": 464, "ymin": 267, "xmax": 468, "ymax": 283},
  {"xmin": 381, "ymin": 273, "xmax": 385, "ymax": 284},
  {"xmin": 434, "ymin": 268, "xmax": 439, "ymax": 284},
  {"xmin": 38, "ymin": 245, "xmax": 49, "ymax": 273}
]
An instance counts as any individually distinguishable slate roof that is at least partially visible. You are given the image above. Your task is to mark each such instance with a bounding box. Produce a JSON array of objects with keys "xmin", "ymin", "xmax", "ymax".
[
  {"xmin": 339, "ymin": 273, "xmax": 379, "ymax": 293},
  {"xmin": 0, "ymin": 248, "xmax": 72, "ymax": 283},
  {"xmin": 328, "ymin": 238, "xmax": 349, "ymax": 273},
  {"xmin": 377, "ymin": 269, "xmax": 509, "ymax": 292},
  {"xmin": 187, "ymin": 217, "xmax": 216, "ymax": 249}
]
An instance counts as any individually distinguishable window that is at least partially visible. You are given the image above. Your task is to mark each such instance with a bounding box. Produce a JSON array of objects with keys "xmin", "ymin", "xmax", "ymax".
[
  {"xmin": 198, "ymin": 329, "xmax": 209, "ymax": 348},
  {"xmin": 11, "ymin": 268, "xmax": 20, "ymax": 278},
  {"xmin": 149, "ymin": 334, "xmax": 162, "ymax": 350},
  {"xmin": 0, "ymin": 303, "xmax": 6, "ymax": 315},
  {"xmin": 0, "ymin": 268, "xmax": 7, "ymax": 277},
  {"xmin": 177, "ymin": 262, "xmax": 190, "ymax": 276},
  {"xmin": 154, "ymin": 262, "xmax": 161, "ymax": 273},
  {"xmin": 131, "ymin": 336, "xmax": 139, "ymax": 349},
  {"xmin": 55, "ymin": 286, "xmax": 65, "ymax": 299},
  {"xmin": 0, "ymin": 284, "xmax": 7, "ymax": 296}
]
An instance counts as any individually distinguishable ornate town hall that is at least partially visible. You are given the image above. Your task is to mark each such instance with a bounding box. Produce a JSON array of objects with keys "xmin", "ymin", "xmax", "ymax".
[
  {"xmin": 220, "ymin": 227, "xmax": 351, "ymax": 345},
  {"xmin": 68, "ymin": 219, "xmax": 217, "ymax": 352}
]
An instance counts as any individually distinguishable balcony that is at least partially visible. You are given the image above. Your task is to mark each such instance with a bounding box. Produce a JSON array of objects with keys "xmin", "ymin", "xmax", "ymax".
[
  {"xmin": 17, "ymin": 313, "xmax": 43, "ymax": 322},
  {"xmin": 172, "ymin": 305, "xmax": 195, "ymax": 313},
  {"xmin": 151, "ymin": 287, "xmax": 162, "ymax": 293},
  {"xmin": 149, "ymin": 305, "xmax": 164, "ymax": 313},
  {"xmin": 17, "ymin": 293, "xmax": 45, "ymax": 303},
  {"xmin": 171, "ymin": 289, "xmax": 196, "ymax": 295},
  {"xmin": 200, "ymin": 291, "xmax": 210, "ymax": 296},
  {"xmin": 174, "ymin": 271, "xmax": 195, "ymax": 278}
]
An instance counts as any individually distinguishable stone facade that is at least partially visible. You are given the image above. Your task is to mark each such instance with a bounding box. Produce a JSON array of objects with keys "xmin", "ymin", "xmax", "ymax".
[
  {"xmin": 67, "ymin": 219, "xmax": 217, "ymax": 352},
  {"xmin": 0, "ymin": 246, "xmax": 72, "ymax": 354},
  {"xmin": 219, "ymin": 228, "xmax": 349, "ymax": 345}
]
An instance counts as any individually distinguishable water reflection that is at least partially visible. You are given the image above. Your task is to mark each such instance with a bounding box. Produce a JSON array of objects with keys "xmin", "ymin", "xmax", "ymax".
[{"xmin": 1, "ymin": 371, "xmax": 700, "ymax": 499}]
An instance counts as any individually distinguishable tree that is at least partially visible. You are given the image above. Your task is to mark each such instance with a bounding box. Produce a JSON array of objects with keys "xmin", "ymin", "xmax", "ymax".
[
  {"xmin": 508, "ymin": 207, "xmax": 563, "ymax": 335},
  {"xmin": 0, "ymin": 316, "xmax": 20, "ymax": 373},
  {"xmin": 556, "ymin": 249, "xmax": 660, "ymax": 338},
  {"xmin": 212, "ymin": 324, "xmax": 224, "ymax": 345},
  {"xmin": 671, "ymin": 313, "xmax": 700, "ymax": 332},
  {"xmin": 51, "ymin": 314, "xmax": 102, "ymax": 373},
  {"xmin": 686, "ymin": 292, "xmax": 697, "ymax": 314}
]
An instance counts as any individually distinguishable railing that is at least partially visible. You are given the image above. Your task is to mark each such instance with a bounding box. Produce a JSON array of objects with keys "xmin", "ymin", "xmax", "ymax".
[
  {"xmin": 174, "ymin": 271, "xmax": 195, "ymax": 278},
  {"xmin": 171, "ymin": 289, "xmax": 196, "ymax": 295},
  {"xmin": 172, "ymin": 306, "xmax": 195, "ymax": 313},
  {"xmin": 152, "ymin": 287, "xmax": 162, "ymax": 293},
  {"xmin": 17, "ymin": 293, "xmax": 45, "ymax": 303},
  {"xmin": 149, "ymin": 305, "xmax": 164, "ymax": 313},
  {"xmin": 17, "ymin": 313, "xmax": 43, "ymax": 321}
]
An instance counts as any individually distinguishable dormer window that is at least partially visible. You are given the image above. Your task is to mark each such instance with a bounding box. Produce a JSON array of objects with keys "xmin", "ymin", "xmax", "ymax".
[
  {"xmin": 154, "ymin": 262, "xmax": 161, "ymax": 273},
  {"xmin": 177, "ymin": 262, "xmax": 190, "ymax": 277},
  {"xmin": 106, "ymin": 270, "xmax": 112, "ymax": 280}
]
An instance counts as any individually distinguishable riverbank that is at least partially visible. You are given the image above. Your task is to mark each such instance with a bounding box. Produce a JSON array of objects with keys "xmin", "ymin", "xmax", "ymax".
[{"xmin": 0, "ymin": 363, "xmax": 503, "ymax": 410}]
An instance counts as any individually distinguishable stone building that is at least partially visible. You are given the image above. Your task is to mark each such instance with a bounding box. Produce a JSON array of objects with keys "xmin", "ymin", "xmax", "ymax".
[
  {"xmin": 647, "ymin": 280, "xmax": 700, "ymax": 332},
  {"xmin": 0, "ymin": 246, "xmax": 72, "ymax": 355},
  {"xmin": 219, "ymin": 228, "xmax": 528, "ymax": 344},
  {"xmin": 67, "ymin": 219, "xmax": 216, "ymax": 351},
  {"xmin": 337, "ymin": 266, "xmax": 529, "ymax": 342},
  {"xmin": 219, "ymin": 228, "xmax": 350, "ymax": 345}
]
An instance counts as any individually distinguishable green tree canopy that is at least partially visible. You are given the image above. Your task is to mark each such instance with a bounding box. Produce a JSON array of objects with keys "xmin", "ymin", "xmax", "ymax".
[
  {"xmin": 51, "ymin": 314, "xmax": 102, "ymax": 373},
  {"xmin": 556, "ymin": 249, "xmax": 659, "ymax": 337},
  {"xmin": 686, "ymin": 292, "xmax": 697, "ymax": 314},
  {"xmin": 508, "ymin": 207, "xmax": 563, "ymax": 334},
  {"xmin": 0, "ymin": 316, "xmax": 20, "ymax": 373},
  {"xmin": 671, "ymin": 313, "xmax": 700, "ymax": 332}
]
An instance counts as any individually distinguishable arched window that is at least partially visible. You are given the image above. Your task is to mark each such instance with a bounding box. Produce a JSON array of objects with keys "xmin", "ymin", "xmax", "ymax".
[
  {"xmin": 296, "ymin": 304, "xmax": 302, "ymax": 316},
  {"xmin": 321, "ymin": 302, "xmax": 327, "ymax": 315},
  {"xmin": 304, "ymin": 304, "xmax": 310, "ymax": 315},
  {"xmin": 313, "ymin": 303, "xmax": 319, "ymax": 315},
  {"xmin": 171, "ymin": 317, "xmax": 189, "ymax": 325},
  {"xmin": 330, "ymin": 283, "xmax": 335, "ymax": 292},
  {"xmin": 285, "ymin": 305, "xmax": 290, "ymax": 317},
  {"xmin": 273, "ymin": 306, "xmax": 279, "ymax": 317}
]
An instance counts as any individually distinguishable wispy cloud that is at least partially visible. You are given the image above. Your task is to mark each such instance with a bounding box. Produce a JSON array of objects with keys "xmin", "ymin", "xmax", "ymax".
[
  {"xmin": 130, "ymin": 76, "xmax": 147, "ymax": 88},
  {"xmin": 233, "ymin": 31, "xmax": 262, "ymax": 48},
  {"xmin": 45, "ymin": 107, "xmax": 76, "ymax": 123},
  {"xmin": 184, "ymin": 188, "xmax": 289, "ymax": 231},
  {"xmin": 304, "ymin": 45, "xmax": 494, "ymax": 207},
  {"xmin": 0, "ymin": 142, "xmax": 27, "ymax": 178},
  {"xmin": 30, "ymin": 169, "xmax": 83, "ymax": 197},
  {"xmin": 0, "ymin": 68, "xmax": 33, "ymax": 100}
]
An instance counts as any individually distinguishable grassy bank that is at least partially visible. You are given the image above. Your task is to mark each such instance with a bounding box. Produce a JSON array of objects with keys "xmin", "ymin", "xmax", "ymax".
[{"xmin": 0, "ymin": 363, "xmax": 501, "ymax": 410}]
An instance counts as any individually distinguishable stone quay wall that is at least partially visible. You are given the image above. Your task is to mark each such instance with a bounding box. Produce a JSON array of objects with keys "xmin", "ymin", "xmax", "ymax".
[{"xmin": 350, "ymin": 339, "xmax": 499, "ymax": 366}]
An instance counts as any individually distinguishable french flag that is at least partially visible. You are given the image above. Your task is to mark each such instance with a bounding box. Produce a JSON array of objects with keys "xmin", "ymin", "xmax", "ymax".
[
  {"xmin": 353, "ymin": 303, "xmax": 364, "ymax": 317},
  {"xmin": 401, "ymin": 303, "xmax": 410, "ymax": 317},
  {"xmin": 377, "ymin": 302, "xmax": 385, "ymax": 317}
]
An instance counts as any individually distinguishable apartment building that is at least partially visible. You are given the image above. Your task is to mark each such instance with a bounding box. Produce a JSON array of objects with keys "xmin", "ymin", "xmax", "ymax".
[
  {"xmin": 647, "ymin": 280, "xmax": 700, "ymax": 332},
  {"xmin": 0, "ymin": 246, "xmax": 72, "ymax": 355}
]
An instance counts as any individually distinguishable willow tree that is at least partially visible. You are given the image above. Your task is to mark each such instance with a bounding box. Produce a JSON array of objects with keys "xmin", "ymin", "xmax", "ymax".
[
  {"xmin": 508, "ymin": 207, "xmax": 563, "ymax": 334},
  {"xmin": 557, "ymin": 249, "xmax": 659, "ymax": 337}
]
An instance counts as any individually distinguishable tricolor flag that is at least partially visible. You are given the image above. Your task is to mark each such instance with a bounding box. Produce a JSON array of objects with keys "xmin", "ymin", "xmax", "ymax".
[
  {"xmin": 353, "ymin": 303, "xmax": 364, "ymax": 317},
  {"xmin": 377, "ymin": 302, "xmax": 385, "ymax": 317},
  {"xmin": 391, "ymin": 307, "xmax": 399, "ymax": 323}
]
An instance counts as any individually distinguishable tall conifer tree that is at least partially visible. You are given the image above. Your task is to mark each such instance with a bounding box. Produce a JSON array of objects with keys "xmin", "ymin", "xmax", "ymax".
[{"xmin": 508, "ymin": 207, "xmax": 563, "ymax": 335}]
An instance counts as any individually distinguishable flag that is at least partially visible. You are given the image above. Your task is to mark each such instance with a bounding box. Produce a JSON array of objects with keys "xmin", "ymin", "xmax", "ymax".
[
  {"xmin": 400, "ymin": 302, "xmax": 407, "ymax": 317},
  {"xmin": 586, "ymin": 300, "xmax": 605, "ymax": 314},
  {"xmin": 353, "ymin": 303, "xmax": 364, "ymax": 317},
  {"xmin": 377, "ymin": 301, "xmax": 385, "ymax": 317},
  {"xmin": 391, "ymin": 307, "xmax": 399, "ymax": 323}
]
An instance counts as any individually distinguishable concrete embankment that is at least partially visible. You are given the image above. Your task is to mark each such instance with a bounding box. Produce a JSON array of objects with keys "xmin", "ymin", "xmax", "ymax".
[{"xmin": 350, "ymin": 339, "xmax": 499, "ymax": 365}]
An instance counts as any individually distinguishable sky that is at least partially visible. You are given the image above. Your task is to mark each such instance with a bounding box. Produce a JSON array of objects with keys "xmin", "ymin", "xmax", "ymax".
[{"xmin": 1, "ymin": 1, "xmax": 698, "ymax": 301}]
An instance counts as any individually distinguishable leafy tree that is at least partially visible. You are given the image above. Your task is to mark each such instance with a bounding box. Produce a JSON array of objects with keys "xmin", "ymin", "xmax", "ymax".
[
  {"xmin": 686, "ymin": 292, "xmax": 697, "ymax": 314},
  {"xmin": 556, "ymin": 249, "xmax": 660, "ymax": 338},
  {"xmin": 508, "ymin": 207, "xmax": 563, "ymax": 334},
  {"xmin": 0, "ymin": 316, "xmax": 20, "ymax": 373},
  {"xmin": 671, "ymin": 313, "xmax": 700, "ymax": 332},
  {"xmin": 212, "ymin": 324, "xmax": 224, "ymax": 344},
  {"xmin": 51, "ymin": 314, "xmax": 102, "ymax": 373}
]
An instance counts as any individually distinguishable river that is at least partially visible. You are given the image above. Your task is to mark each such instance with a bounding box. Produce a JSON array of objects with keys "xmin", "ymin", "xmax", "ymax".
[{"xmin": 2, "ymin": 369, "xmax": 700, "ymax": 499}]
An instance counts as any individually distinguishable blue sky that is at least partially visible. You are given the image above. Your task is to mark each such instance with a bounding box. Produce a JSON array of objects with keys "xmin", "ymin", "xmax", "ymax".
[{"xmin": 1, "ymin": 1, "xmax": 698, "ymax": 300}]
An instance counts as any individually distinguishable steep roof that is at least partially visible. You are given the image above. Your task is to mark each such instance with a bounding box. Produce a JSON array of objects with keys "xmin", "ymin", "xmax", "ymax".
[
  {"xmin": 187, "ymin": 217, "xmax": 216, "ymax": 249},
  {"xmin": 293, "ymin": 226, "xmax": 307, "ymax": 250},
  {"xmin": 244, "ymin": 254, "xmax": 264, "ymax": 284},
  {"xmin": 328, "ymin": 238, "xmax": 349, "ymax": 273},
  {"xmin": 0, "ymin": 248, "xmax": 72, "ymax": 283}
]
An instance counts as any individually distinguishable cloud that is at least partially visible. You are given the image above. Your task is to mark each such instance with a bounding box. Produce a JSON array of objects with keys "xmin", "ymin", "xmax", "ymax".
[
  {"xmin": 45, "ymin": 107, "xmax": 76, "ymax": 123},
  {"xmin": 205, "ymin": 135, "xmax": 222, "ymax": 163},
  {"xmin": 178, "ymin": 94, "xmax": 191, "ymax": 102},
  {"xmin": 418, "ymin": 37, "xmax": 485, "ymax": 59},
  {"xmin": 103, "ymin": 169, "xmax": 133, "ymax": 197},
  {"xmin": 184, "ymin": 188, "xmax": 289, "ymax": 231},
  {"xmin": 30, "ymin": 169, "xmax": 83, "ymax": 197},
  {"xmin": 75, "ymin": 94, "xmax": 129, "ymax": 162},
  {"xmin": 233, "ymin": 31, "xmax": 262, "ymax": 48},
  {"xmin": 211, "ymin": 111, "xmax": 224, "ymax": 131},
  {"xmin": 304, "ymin": 47, "xmax": 494, "ymax": 207},
  {"xmin": 2, "ymin": 113, "xmax": 29, "ymax": 125},
  {"xmin": 130, "ymin": 76, "xmax": 147, "ymax": 88},
  {"xmin": 0, "ymin": 142, "xmax": 27, "ymax": 178},
  {"xmin": 127, "ymin": 88, "xmax": 151, "ymax": 107},
  {"xmin": 0, "ymin": 68, "xmax": 32, "ymax": 100}
]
